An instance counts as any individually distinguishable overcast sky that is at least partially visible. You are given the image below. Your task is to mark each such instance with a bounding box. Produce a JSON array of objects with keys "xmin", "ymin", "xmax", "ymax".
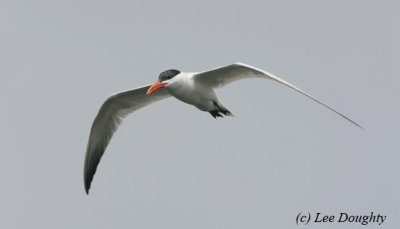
[{"xmin": 0, "ymin": 1, "xmax": 398, "ymax": 228}]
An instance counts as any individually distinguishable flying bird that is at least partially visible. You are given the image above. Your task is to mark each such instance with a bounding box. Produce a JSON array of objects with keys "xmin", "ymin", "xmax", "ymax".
[{"xmin": 83, "ymin": 63, "xmax": 362, "ymax": 194}]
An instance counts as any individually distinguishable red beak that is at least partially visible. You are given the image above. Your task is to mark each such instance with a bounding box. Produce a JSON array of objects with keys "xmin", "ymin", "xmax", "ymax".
[{"xmin": 147, "ymin": 81, "xmax": 166, "ymax": 94}]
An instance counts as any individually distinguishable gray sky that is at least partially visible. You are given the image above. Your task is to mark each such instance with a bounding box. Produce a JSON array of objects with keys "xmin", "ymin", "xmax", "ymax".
[{"xmin": 1, "ymin": 0, "xmax": 398, "ymax": 228}]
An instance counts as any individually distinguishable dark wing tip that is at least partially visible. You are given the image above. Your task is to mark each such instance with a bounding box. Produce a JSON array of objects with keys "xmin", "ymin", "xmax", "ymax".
[
  {"xmin": 350, "ymin": 119, "xmax": 365, "ymax": 130},
  {"xmin": 84, "ymin": 179, "xmax": 91, "ymax": 195},
  {"xmin": 326, "ymin": 106, "xmax": 365, "ymax": 130},
  {"xmin": 84, "ymin": 149, "xmax": 101, "ymax": 195},
  {"xmin": 84, "ymin": 173, "xmax": 92, "ymax": 195},
  {"xmin": 354, "ymin": 122, "xmax": 365, "ymax": 130},
  {"xmin": 84, "ymin": 160, "xmax": 99, "ymax": 195}
]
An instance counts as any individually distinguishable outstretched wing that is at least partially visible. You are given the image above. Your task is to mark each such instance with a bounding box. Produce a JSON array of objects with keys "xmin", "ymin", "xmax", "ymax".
[
  {"xmin": 194, "ymin": 62, "xmax": 363, "ymax": 129},
  {"xmin": 84, "ymin": 85, "xmax": 171, "ymax": 194}
]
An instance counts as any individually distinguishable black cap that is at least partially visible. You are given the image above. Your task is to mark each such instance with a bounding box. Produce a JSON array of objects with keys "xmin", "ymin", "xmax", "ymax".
[{"xmin": 159, "ymin": 69, "xmax": 180, "ymax": 82}]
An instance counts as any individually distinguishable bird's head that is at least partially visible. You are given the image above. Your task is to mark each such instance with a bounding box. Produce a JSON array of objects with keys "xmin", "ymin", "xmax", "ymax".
[{"xmin": 147, "ymin": 69, "xmax": 180, "ymax": 94}]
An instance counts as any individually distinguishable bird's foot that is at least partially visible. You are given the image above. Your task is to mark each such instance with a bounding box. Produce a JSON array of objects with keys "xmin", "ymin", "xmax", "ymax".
[
  {"xmin": 210, "ymin": 102, "xmax": 233, "ymax": 119},
  {"xmin": 209, "ymin": 109, "xmax": 233, "ymax": 119}
]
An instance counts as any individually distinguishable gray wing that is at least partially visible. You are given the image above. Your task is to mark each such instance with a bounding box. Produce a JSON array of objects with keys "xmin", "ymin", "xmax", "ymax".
[
  {"xmin": 84, "ymin": 85, "xmax": 171, "ymax": 194},
  {"xmin": 194, "ymin": 62, "xmax": 363, "ymax": 129}
]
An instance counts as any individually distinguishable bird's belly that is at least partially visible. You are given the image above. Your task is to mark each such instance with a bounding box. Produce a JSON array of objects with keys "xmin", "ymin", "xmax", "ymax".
[{"xmin": 168, "ymin": 83, "xmax": 216, "ymax": 111}]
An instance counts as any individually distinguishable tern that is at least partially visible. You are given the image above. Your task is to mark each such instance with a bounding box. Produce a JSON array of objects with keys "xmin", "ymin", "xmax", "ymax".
[{"xmin": 84, "ymin": 63, "xmax": 362, "ymax": 194}]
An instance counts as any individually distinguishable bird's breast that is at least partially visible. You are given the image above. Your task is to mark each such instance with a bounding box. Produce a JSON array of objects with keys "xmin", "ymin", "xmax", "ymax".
[{"xmin": 167, "ymin": 75, "xmax": 217, "ymax": 111}]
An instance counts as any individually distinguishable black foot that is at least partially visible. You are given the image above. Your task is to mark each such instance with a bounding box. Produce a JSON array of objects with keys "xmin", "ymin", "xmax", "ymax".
[
  {"xmin": 209, "ymin": 106, "xmax": 233, "ymax": 119},
  {"xmin": 219, "ymin": 109, "xmax": 232, "ymax": 116},
  {"xmin": 209, "ymin": 102, "xmax": 233, "ymax": 119},
  {"xmin": 209, "ymin": 110, "xmax": 223, "ymax": 119}
]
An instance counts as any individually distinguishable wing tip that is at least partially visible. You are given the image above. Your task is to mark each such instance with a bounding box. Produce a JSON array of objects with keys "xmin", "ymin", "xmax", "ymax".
[
  {"xmin": 330, "ymin": 107, "xmax": 365, "ymax": 130},
  {"xmin": 351, "ymin": 120, "xmax": 365, "ymax": 130},
  {"xmin": 84, "ymin": 178, "xmax": 91, "ymax": 195},
  {"xmin": 84, "ymin": 164, "xmax": 94, "ymax": 195},
  {"xmin": 85, "ymin": 179, "xmax": 90, "ymax": 195}
]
